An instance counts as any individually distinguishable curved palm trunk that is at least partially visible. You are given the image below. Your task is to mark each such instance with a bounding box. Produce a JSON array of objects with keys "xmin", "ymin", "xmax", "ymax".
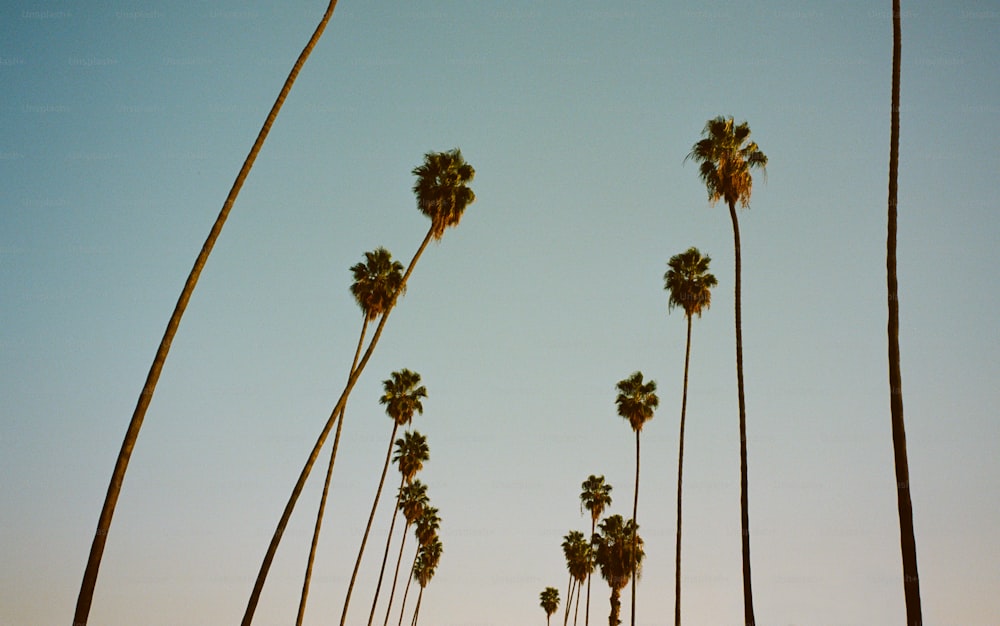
[
  {"xmin": 609, "ymin": 586, "xmax": 622, "ymax": 626},
  {"xmin": 380, "ymin": 521, "xmax": 412, "ymax": 626},
  {"xmin": 887, "ymin": 2, "xmax": 922, "ymax": 623},
  {"xmin": 242, "ymin": 227, "xmax": 435, "ymax": 625},
  {"xmin": 728, "ymin": 200, "xmax": 755, "ymax": 626},
  {"xmin": 74, "ymin": 4, "xmax": 341, "ymax": 624},
  {"xmin": 674, "ymin": 315, "xmax": 692, "ymax": 626},
  {"xmin": 396, "ymin": 549, "xmax": 419, "ymax": 626},
  {"xmin": 630, "ymin": 432, "xmax": 639, "ymax": 626},
  {"xmin": 296, "ymin": 315, "xmax": 369, "ymax": 624},
  {"xmin": 341, "ymin": 426, "xmax": 401, "ymax": 625},
  {"xmin": 585, "ymin": 518, "xmax": 595, "ymax": 626}
]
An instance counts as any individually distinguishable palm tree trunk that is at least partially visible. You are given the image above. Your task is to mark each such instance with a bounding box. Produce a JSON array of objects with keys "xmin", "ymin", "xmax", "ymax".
[
  {"xmin": 74, "ymin": 3, "xmax": 341, "ymax": 624},
  {"xmin": 341, "ymin": 428, "xmax": 401, "ymax": 626},
  {"xmin": 564, "ymin": 575, "xmax": 575, "ymax": 626},
  {"xmin": 674, "ymin": 315, "xmax": 692, "ymax": 626},
  {"xmin": 297, "ymin": 315, "xmax": 368, "ymax": 625},
  {"xmin": 630, "ymin": 431, "xmax": 639, "ymax": 626},
  {"xmin": 573, "ymin": 576, "xmax": 582, "ymax": 626},
  {"xmin": 585, "ymin": 518, "xmax": 595, "ymax": 626},
  {"xmin": 887, "ymin": 2, "xmax": 921, "ymax": 623},
  {"xmin": 396, "ymin": 549, "xmax": 419, "ymax": 626},
  {"xmin": 410, "ymin": 586, "xmax": 424, "ymax": 626},
  {"xmin": 728, "ymin": 200, "xmax": 755, "ymax": 626},
  {"xmin": 609, "ymin": 587, "xmax": 621, "ymax": 626},
  {"xmin": 380, "ymin": 521, "xmax": 412, "ymax": 626},
  {"xmin": 241, "ymin": 226, "xmax": 436, "ymax": 625}
]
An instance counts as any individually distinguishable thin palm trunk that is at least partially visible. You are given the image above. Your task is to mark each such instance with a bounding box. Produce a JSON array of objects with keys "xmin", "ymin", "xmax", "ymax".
[
  {"xmin": 630, "ymin": 432, "xmax": 639, "ymax": 626},
  {"xmin": 380, "ymin": 521, "xmax": 412, "ymax": 626},
  {"xmin": 728, "ymin": 200, "xmax": 755, "ymax": 626},
  {"xmin": 297, "ymin": 315, "xmax": 368, "ymax": 625},
  {"xmin": 564, "ymin": 575, "xmax": 575, "ymax": 626},
  {"xmin": 397, "ymin": 549, "xmax": 419, "ymax": 626},
  {"xmin": 74, "ymin": 3, "xmax": 341, "ymax": 624},
  {"xmin": 573, "ymin": 576, "xmax": 582, "ymax": 626},
  {"xmin": 341, "ymin": 426, "xmax": 401, "ymax": 625},
  {"xmin": 674, "ymin": 315, "xmax": 692, "ymax": 626},
  {"xmin": 410, "ymin": 587, "xmax": 424, "ymax": 626},
  {"xmin": 888, "ymin": 2, "xmax": 921, "ymax": 623},
  {"xmin": 585, "ymin": 517, "xmax": 595, "ymax": 626},
  {"xmin": 242, "ymin": 227, "xmax": 435, "ymax": 625}
]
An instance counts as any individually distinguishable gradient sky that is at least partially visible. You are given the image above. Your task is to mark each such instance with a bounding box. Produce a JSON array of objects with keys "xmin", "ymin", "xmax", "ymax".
[{"xmin": 2, "ymin": 1, "xmax": 999, "ymax": 625}]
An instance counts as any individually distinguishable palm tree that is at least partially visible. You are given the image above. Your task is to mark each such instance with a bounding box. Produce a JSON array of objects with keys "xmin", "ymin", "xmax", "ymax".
[
  {"xmin": 580, "ymin": 475, "xmax": 613, "ymax": 626},
  {"xmin": 397, "ymin": 506, "xmax": 440, "ymax": 626},
  {"xmin": 298, "ymin": 247, "xmax": 404, "ymax": 625},
  {"xmin": 687, "ymin": 116, "xmax": 767, "ymax": 626},
  {"xmin": 342, "ymin": 373, "xmax": 427, "ymax": 625},
  {"xmin": 74, "ymin": 3, "xmax": 344, "ymax": 624},
  {"xmin": 886, "ymin": 2, "xmax": 921, "ymax": 623},
  {"xmin": 409, "ymin": 536, "xmax": 443, "ymax": 626},
  {"xmin": 243, "ymin": 150, "xmax": 474, "ymax": 624},
  {"xmin": 540, "ymin": 587, "xmax": 561, "ymax": 626},
  {"xmin": 615, "ymin": 372, "xmax": 658, "ymax": 626},
  {"xmin": 664, "ymin": 247, "xmax": 717, "ymax": 626},
  {"xmin": 561, "ymin": 531, "xmax": 587, "ymax": 626},
  {"xmin": 378, "ymin": 458, "xmax": 431, "ymax": 626},
  {"xmin": 594, "ymin": 515, "xmax": 644, "ymax": 626}
]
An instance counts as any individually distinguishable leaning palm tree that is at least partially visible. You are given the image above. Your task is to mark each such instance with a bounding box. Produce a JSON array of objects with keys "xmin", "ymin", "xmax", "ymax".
[
  {"xmin": 243, "ymin": 150, "xmax": 474, "ymax": 624},
  {"xmin": 886, "ymin": 3, "xmax": 921, "ymax": 624},
  {"xmin": 580, "ymin": 475, "xmax": 613, "ymax": 626},
  {"xmin": 664, "ymin": 247, "xmax": 717, "ymax": 626},
  {"xmin": 594, "ymin": 515, "xmax": 644, "ymax": 626},
  {"xmin": 378, "ymin": 456, "xmax": 431, "ymax": 626},
  {"xmin": 298, "ymin": 247, "xmax": 404, "ymax": 625},
  {"xmin": 615, "ymin": 372, "xmax": 658, "ymax": 626},
  {"xmin": 687, "ymin": 116, "xmax": 766, "ymax": 626},
  {"xmin": 540, "ymin": 586, "xmax": 561, "ymax": 626},
  {"xmin": 342, "ymin": 374, "xmax": 427, "ymax": 625},
  {"xmin": 396, "ymin": 506, "xmax": 440, "ymax": 626},
  {"xmin": 409, "ymin": 536, "xmax": 443, "ymax": 626},
  {"xmin": 75, "ymin": 3, "xmax": 344, "ymax": 624}
]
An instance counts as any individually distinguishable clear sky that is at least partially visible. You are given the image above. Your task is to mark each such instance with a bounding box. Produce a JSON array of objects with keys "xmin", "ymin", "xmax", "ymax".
[{"xmin": 2, "ymin": 1, "xmax": 998, "ymax": 625}]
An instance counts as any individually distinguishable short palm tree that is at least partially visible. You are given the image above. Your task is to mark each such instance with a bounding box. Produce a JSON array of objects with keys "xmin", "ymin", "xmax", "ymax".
[
  {"xmin": 75, "ymin": 4, "xmax": 345, "ymax": 624},
  {"xmin": 409, "ymin": 536, "xmax": 443, "ymax": 626},
  {"xmin": 540, "ymin": 586, "xmax": 561, "ymax": 626},
  {"xmin": 687, "ymin": 116, "xmax": 766, "ymax": 626},
  {"xmin": 562, "ymin": 531, "xmax": 592, "ymax": 626},
  {"xmin": 615, "ymin": 372, "xmax": 658, "ymax": 626},
  {"xmin": 396, "ymin": 506, "xmax": 440, "ymax": 626},
  {"xmin": 243, "ymin": 151, "xmax": 474, "ymax": 624},
  {"xmin": 886, "ymin": 3, "xmax": 921, "ymax": 623},
  {"xmin": 341, "ymin": 372, "xmax": 427, "ymax": 625},
  {"xmin": 298, "ymin": 247, "xmax": 404, "ymax": 624},
  {"xmin": 580, "ymin": 475, "xmax": 613, "ymax": 626},
  {"xmin": 664, "ymin": 247, "xmax": 716, "ymax": 626},
  {"xmin": 594, "ymin": 515, "xmax": 644, "ymax": 626}
]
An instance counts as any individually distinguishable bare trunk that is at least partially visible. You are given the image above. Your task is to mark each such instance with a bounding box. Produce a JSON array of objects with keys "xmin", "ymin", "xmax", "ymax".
[
  {"xmin": 888, "ymin": 1, "xmax": 922, "ymax": 623},
  {"xmin": 396, "ymin": 548, "xmax": 419, "ymax": 626},
  {"xmin": 729, "ymin": 200, "xmax": 755, "ymax": 626},
  {"xmin": 242, "ymin": 227, "xmax": 435, "ymax": 625},
  {"xmin": 342, "ymin": 429, "xmax": 402, "ymax": 625},
  {"xmin": 297, "ymin": 315, "xmax": 368, "ymax": 624},
  {"xmin": 585, "ymin": 517, "xmax": 595, "ymax": 626},
  {"xmin": 674, "ymin": 315, "xmax": 692, "ymax": 626},
  {"xmin": 377, "ymin": 519, "xmax": 411, "ymax": 626},
  {"xmin": 410, "ymin": 586, "xmax": 424, "ymax": 626},
  {"xmin": 573, "ymin": 575, "xmax": 582, "ymax": 626},
  {"xmin": 609, "ymin": 586, "xmax": 621, "ymax": 626},
  {"xmin": 630, "ymin": 431, "xmax": 639, "ymax": 626},
  {"xmin": 564, "ymin": 575, "xmax": 575, "ymax": 626},
  {"xmin": 74, "ymin": 3, "xmax": 342, "ymax": 624}
]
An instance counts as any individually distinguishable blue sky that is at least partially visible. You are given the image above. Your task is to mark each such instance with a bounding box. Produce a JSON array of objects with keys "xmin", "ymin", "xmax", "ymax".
[{"xmin": 2, "ymin": 1, "xmax": 998, "ymax": 624}]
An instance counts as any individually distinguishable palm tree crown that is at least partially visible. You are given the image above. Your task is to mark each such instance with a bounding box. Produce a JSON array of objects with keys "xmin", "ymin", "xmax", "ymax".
[
  {"xmin": 664, "ymin": 247, "xmax": 717, "ymax": 319},
  {"xmin": 351, "ymin": 247, "xmax": 405, "ymax": 321},
  {"xmin": 685, "ymin": 116, "xmax": 767, "ymax": 210},
  {"xmin": 615, "ymin": 372, "xmax": 659, "ymax": 433},
  {"xmin": 413, "ymin": 537, "xmax": 443, "ymax": 589},
  {"xmin": 412, "ymin": 149, "xmax": 476, "ymax": 240},
  {"xmin": 580, "ymin": 475, "xmax": 613, "ymax": 525},
  {"xmin": 398, "ymin": 480, "xmax": 429, "ymax": 527},
  {"xmin": 540, "ymin": 587, "xmax": 561, "ymax": 623},
  {"xmin": 594, "ymin": 516, "xmax": 644, "ymax": 591},
  {"xmin": 393, "ymin": 431, "xmax": 430, "ymax": 485},
  {"xmin": 381, "ymin": 369, "xmax": 428, "ymax": 427}
]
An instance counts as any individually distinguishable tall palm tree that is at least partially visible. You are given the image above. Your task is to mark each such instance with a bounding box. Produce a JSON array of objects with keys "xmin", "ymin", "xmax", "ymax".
[
  {"xmin": 409, "ymin": 536, "xmax": 443, "ymax": 626},
  {"xmin": 664, "ymin": 247, "xmax": 717, "ymax": 626},
  {"xmin": 594, "ymin": 515, "xmax": 644, "ymax": 626},
  {"xmin": 378, "ymin": 459, "xmax": 431, "ymax": 626},
  {"xmin": 298, "ymin": 247, "xmax": 404, "ymax": 625},
  {"xmin": 687, "ymin": 116, "xmax": 767, "ymax": 626},
  {"xmin": 74, "ymin": 3, "xmax": 344, "ymax": 624},
  {"xmin": 342, "ymin": 374, "xmax": 427, "ymax": 625},
  {"xmin": 580, "ymin": 475, "xmax": 613, "ymax": 626},
  {"xmin": 615, "ymin": 372, "xmax": 658, "ymax": 626},
  {"xmin": 886, "ymin": 2, "xmax": 921, "ymax": 623},
  {"xmin": 243, "ymin": 150, "xmax": 474, "ymax": 624},
  {"xmin": 397, "ymin": 506, "xmax": 440, "ymax": 626},
  {"xmin": 540, "ymin": 587, "xmax": 561, "ymax": 626}
]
